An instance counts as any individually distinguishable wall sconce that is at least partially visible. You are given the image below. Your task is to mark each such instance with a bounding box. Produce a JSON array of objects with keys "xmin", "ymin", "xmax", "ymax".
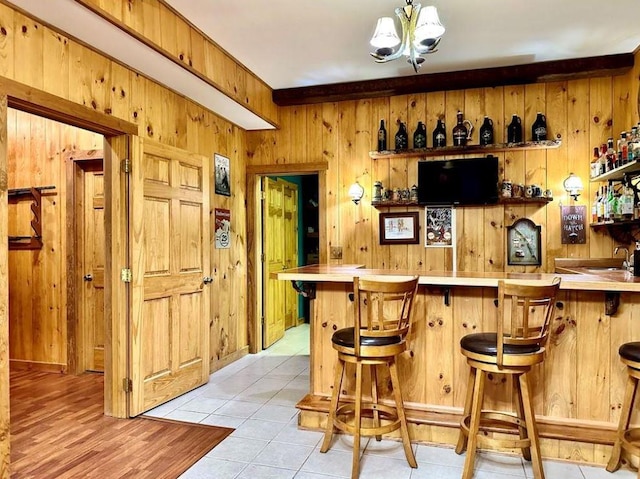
[
  {"xmin": 348, "ymin": 181, "xmax": 365, "ymax": 204},
  {"xmin": 563, "ymin": 172, "xmax": 583, "ymax": 200}
]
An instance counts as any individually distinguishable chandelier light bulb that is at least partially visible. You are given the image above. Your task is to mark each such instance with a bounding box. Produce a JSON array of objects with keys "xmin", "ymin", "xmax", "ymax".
[{"xmin": 370, "ymin": 17, "xmax": 401, "ymax": 49}]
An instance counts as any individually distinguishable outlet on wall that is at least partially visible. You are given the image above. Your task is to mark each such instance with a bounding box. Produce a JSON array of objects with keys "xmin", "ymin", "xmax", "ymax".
[{"xmin": 330, "ymin": 246, "xmax": 343, "ymax": 260}]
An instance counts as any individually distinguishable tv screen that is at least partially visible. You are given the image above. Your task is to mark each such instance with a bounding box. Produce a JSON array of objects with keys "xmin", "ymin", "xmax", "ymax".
[{"xmin": 418, "ymin": 156, "xmax": 499, "ymax": 206}]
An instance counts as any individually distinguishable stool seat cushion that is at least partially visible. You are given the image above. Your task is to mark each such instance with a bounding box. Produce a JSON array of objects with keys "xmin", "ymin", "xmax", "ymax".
[
  {"xmin": 332, "ymin": 327, "xmax": 402, "ymax": 349},
  {"xmin": 619, "ymin": 342, "xmax": 640, "ymax": 362},
  {"xmin": 460, "ymin": 332, "xmax": 540, "ymax": 356}
]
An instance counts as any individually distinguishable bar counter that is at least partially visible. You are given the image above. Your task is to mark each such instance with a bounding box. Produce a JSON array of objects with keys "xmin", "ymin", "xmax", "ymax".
[{"xmin": 278, "ymin": 264, "xmax": 640, "ymax": 466}]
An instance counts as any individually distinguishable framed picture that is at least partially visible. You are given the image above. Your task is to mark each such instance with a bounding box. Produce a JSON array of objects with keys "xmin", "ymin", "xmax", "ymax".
[
  {"xmin": 214, "ymin": 153, "xmax": 231, "ymax": 196},
  {"xmin": 214, "ymin": 208, "xmax": 231, "ymax": 249},
  {"xmin": 507, "ymin": 218, "xmax": 542, "ymax": 266},
  {"xmin": 425, "ymin": 206, "xmax": 455, "ymax": 247},
  {"xmin": 379, "ymin": 212, "xmax": 420, "ymax": 245}
]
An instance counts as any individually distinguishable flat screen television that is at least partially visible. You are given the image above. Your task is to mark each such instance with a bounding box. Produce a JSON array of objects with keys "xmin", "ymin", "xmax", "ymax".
[{"xmin": 418, "ymin": 155, "xmax": 499, "ymax": 206}]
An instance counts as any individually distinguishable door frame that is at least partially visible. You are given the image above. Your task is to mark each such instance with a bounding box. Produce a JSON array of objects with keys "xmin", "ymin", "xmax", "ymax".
[
  {"xmin": 65, "ymin": 149, "xmax": 104, "ymax": 375},
  {"xmin": 246, "ymin": 163, "xmax": 328, "ymax": 354},
  {"xmin": 0, "ymin": 77, "xmax": 138, "ymax": 425}
]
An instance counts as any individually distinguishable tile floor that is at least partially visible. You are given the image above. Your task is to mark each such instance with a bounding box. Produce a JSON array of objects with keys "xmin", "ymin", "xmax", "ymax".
[{"xmin": 145, "ymin": 324, "xmax": 635, "ymax": 479}]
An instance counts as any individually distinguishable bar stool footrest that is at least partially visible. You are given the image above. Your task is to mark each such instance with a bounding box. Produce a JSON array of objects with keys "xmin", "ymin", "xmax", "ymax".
[
  {"xmin": 334, "ymin": 402, "xmax": 401, "ymax": 437},
  {"xmin": 460, "ymin": 411, "xmax": 532, "ymax": 450}
]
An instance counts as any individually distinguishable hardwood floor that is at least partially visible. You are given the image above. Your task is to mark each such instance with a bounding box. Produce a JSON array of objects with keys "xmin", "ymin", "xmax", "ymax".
[{"xmin": 10, "ymin": 370, "xmax": 232, "ymax": 478}]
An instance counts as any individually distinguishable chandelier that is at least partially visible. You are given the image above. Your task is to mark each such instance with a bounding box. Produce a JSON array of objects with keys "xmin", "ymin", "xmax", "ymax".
[{"xmin": 369, "ymin": 1, "xmax": 445, "ymax": 73}]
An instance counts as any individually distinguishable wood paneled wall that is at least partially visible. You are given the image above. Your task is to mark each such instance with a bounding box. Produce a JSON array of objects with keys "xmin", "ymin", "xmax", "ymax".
[
  {"xmin": 0, "ymin": 3, "xmax": 249, "ymax": 371},
  {"xmin": 247, "ymin": 65, "xmax": 639, "ymax": 272},
  {"xmin": 76, "ymin": 0, "xmax": 279, "ymax": 126}
]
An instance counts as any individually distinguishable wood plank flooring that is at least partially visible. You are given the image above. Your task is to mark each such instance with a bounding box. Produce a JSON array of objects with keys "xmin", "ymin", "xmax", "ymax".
[{"xmin": 10, "ymin": 370, "xmax": 232, "ymax": 478}]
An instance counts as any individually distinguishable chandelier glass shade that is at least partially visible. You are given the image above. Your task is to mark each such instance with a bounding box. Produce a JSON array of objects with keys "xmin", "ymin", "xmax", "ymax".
[{"xmin": 370, "ymin": 1, "xmax": 444, "ymax": 73}]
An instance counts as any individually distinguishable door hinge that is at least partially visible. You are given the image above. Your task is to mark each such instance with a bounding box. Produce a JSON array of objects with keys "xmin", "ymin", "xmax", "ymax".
[
  {"xmin": 261, "ymin": 253, "xmax": 265, "ymax": 262},
  {"xmin": 261, "ymin": 316, "xmax": 265, "ymax": 325},
  {"xmin": 260, "ymin": 191, "xmax": 266, "ymax": 200},
  {"xmin": 121, "ymin": 268, "xmax": 132, "ymax": 283},
  {"xmin": 121, "ymin": 158, "xmax": 131, "ymax": 174},
  {"xmin": 123, "ymin": 377, "xmax": 132, "ymax": 393}
]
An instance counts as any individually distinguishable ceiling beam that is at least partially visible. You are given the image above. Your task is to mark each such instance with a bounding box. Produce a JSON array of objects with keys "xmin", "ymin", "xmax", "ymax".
[{"xmin": 272, "ymin": 53, "xmax": 634, "ymax": 106}]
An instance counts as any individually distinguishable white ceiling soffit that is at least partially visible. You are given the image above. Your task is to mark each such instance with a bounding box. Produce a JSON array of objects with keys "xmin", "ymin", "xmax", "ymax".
[{"xmin": 6, "ymin": 0, "xmax": 274, "ymax": 131}]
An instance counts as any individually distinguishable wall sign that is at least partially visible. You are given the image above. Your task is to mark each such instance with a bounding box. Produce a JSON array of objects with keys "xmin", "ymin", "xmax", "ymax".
[
  {"xmin": 215, "ymin": 208, "xmax": 231, "ymax": 249},
  {"xmin": 507, "ymin": 218, "xmax": 542, "ymax": 266},
  {"xmin": 560, "ymin": 205, "xmax": 586, "ymax": 244}
]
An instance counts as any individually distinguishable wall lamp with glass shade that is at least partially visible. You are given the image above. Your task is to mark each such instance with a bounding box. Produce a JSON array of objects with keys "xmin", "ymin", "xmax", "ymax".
[
  {"xmin": 563, "ymin": 173, "xmax": 584, "ymax": 201},
  {"xmin": 349, "ymin": 181, "xmax": 365, "ymax": 204},
  {"xmin": 369, "ymin": 1, "xmax": 445, "ymax": 73}
]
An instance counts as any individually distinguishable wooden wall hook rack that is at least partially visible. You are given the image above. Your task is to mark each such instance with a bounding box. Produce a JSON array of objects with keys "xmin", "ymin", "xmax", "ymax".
[{"xmin": 8, "ymin": 185, "xmax": 56, "ymax": 250}]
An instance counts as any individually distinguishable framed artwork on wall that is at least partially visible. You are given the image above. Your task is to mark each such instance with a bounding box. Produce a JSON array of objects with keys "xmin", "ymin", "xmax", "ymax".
[
  {"xmin": 214, "ymin": 153, "xmax": 231, "ymax": 196},
  {"xmin": 425, "ymin": 206, "xmax": 455, "ymax": 247},
  {"xmin": 379, "ymin": 212, "xmax": 420, "ymax": 245},
  {"xmin": 507, "ymin": 218, "xmax": 542, "ymax": 266}
]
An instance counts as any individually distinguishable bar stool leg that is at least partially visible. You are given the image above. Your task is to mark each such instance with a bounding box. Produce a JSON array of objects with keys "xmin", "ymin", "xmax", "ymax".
[
  {"xmin": 462, "ymin": 368, "xmax": 485, "ymax": 479},
  {"xmin": 456, "ymin": 366, "xmax": 477, "ymax": 455},
  {"xmin": 351, "ymin": 362, "xmax": 364, "ymax": 479},
  {"xmin": 321, "ymin": 357, "xmax": 345, "ymax": 453},
  {"xmin": 370, "ymin": 364, "xmax": 382, "ymax": 442},
  {"xmin": 519, "ymin": 373, "xmax": 545, "ymax": 479},
  {"xmin": 388, "ymin": 359, "xmax": 417, "ymax": 468},
  {"xmin": 514, "ymin": 375, "xmax": 532, "ymax": 461},
  {"xmin": 607, "ymin": 372, "xmax": 638, "ymax": 472}
]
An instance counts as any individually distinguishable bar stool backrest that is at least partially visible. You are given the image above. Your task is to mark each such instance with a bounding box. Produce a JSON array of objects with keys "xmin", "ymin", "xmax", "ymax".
[
  {"xmin": 496, "ymin": 277, "xmax": 561, "ymax": 366},
  {"xmin": 353, "ymin": 275, "xmax": 420, "ymax": 357}
]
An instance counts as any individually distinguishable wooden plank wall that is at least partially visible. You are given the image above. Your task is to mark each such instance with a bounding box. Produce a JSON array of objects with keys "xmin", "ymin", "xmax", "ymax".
[
  {"xmin": 0, "ymin": 3, "xmax": 249, "ymax": 371},
  {"xmin": 247, "ymin": 71, "xmax": 640, "ymax": 272},
  {"xmin": 77, "ymin": 0, "xmax": 279, "ymax": 126}
]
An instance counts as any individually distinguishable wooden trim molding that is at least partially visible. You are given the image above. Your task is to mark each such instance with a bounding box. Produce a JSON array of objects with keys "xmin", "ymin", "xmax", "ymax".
[
  {"xmin": 273, "ymin": 53, "xmax": 635, "ymax": 106},
  {"xmin": 0, "ymin": 77, "xmax": 138, "ymax": 136}
]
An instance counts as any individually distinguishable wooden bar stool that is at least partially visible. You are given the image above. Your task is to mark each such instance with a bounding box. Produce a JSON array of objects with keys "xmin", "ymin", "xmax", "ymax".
[
  {"xmin": 455, "ymin": 278, "xmax": 561, "ymax": 479},
  {"xmin": 320, "ymin": 275, "xmax": 419, "ymax": 479},
  {"xmin": 607, "ymin": 341, "xmax": 640, "ymax": 477}
]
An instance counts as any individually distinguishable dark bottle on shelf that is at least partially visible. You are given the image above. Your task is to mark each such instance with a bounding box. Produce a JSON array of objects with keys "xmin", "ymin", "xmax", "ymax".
[
  {"xmin": 395, "ymin": 122, "xmax": 408, "ymax": 150},
  {"xmin": 377, "ymin": 119, "xmax": 387, "ymax": 151},
  {"xmin": 507, "ymin": 114, "xmax": 523, "ymax": 143},
  {"xmin": 531, "ymin": 112, "xmax": 547, "ymax": 141},
  {"xmin": 452, "ymin": 111, "xmax": 469, "ymax": 146},
  {"xmin": 432, "ymin": 118, "xmax": 446, "ymax": 147},
  {"xmin": 479, "ymin": 116, "xmax": 494, "ymax": 146},
  {"xmin": 413, "ymin": 121, "xmax": 427, "ymax": 148}
]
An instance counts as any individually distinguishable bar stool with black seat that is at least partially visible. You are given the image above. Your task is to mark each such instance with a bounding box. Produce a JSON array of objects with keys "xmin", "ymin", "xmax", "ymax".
[
  {"xmin": 607, "ymin": 341, "xmax": 640, "ymax": 476},
  {"xmin": 455, "ymin": 277, "xmax": 561, "ymax": 479},
  {"xmin": 320, "ymin": 275, "xmax": 419, "ymax": 479}
]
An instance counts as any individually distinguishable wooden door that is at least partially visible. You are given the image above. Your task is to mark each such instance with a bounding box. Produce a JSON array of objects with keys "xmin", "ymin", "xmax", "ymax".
[
  {"xmin": 81, "ymin": 163, "xmax": 105, "ymax": 372},
  {"xmin": 282, "ymin": 181, "xmax": 298, "ymax": 330},
  {"xmin": 129, "ymin": 138, "xmax": 211, "ymax": 416},
  {"xmin": 263, "ymin": 177, "xmax": 285, "ymax": 348}
]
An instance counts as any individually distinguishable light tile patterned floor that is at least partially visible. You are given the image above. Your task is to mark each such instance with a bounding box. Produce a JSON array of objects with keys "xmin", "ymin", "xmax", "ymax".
[{"xmin": 144, "ymin": 324, "xmax": 635, "ymax": 479}]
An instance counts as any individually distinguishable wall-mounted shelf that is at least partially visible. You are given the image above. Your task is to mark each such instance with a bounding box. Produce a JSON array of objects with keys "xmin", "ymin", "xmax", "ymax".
[
  {"xmin": 590, "ymin": 219, "xmax": 640, "ymax": 244},
  {"xmin": 369, "ymin": 139, "xmax": 562, "ymax": 160},
  {"xmin": 371, "ymin": 197, "xmax": 552, "ymax": 209},
  {"xmin": 591, "ymin": 160, "xmax": 640, "ymax": 182},
  {"xmin": 8, "ymin": 185, "xmax": 55, "ymax": 250}
]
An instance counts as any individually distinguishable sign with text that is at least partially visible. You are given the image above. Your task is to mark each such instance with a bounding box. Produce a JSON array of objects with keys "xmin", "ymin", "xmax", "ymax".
[{"xmin": 561, "ymin": 205, "xmax": 586, "ymax": 244}]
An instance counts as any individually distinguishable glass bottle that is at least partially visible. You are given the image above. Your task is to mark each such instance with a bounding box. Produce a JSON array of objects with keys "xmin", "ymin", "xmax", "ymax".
[
  {"xmin": 479, "ymin": 116, "xmax": 494, "ymax": 146},
  {"xmin": 531, "ymin": 112, "xmax": 547, "ymax": 141},
  {"xmin": 606, "ymin": 137, "xmax": 616, "ymax": 171},
  {"xmin": 377, "ymin": 119, "xmax": 387, "ymax": 151},
  {"xmin": 620, "ymin": 132, "xmax": 629, "ymax": 165},
  {"xmin": 432, "ymin": 118, "xmax": 446, "ymax": 148},
  {"xmin": 452, "ymin": 111, "xmax": 469, "ymax": 146},
  {"xmin": 596, "ymin": 185, "xmax": 605, "ymax": 222},
  {"xmin": 591, "ymin": 190, "xmax": 598, "ymax": 223},
  {"xmin": 507, "ymin": 114, "xmax": 522, "ymax": 143},
  {"xmin": 413, "ymin": 121, "xmax": 427, "ymax": 149},
  {"xmin": 395, "ymin": 122, "xmax": 408, "ymax": 150},
  {"xmin": 590, "ymin": 147, "xmax": 600, "ymax": 179}
]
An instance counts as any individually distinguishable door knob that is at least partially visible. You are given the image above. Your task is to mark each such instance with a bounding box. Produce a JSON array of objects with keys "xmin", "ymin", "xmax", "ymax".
[
  {"xmin": 83, "ymin": 274, "xmax": 93, "ymax": 282},
  {"xmin": 203, "ymin": 276, "xmax": 213, "ymax": 284}
]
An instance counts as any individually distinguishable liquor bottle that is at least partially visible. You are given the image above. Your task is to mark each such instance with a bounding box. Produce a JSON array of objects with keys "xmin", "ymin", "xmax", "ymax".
[
  {"xmin": 598, "ymin": 144, "xmax": 607, "ymax": 176},
  {"xmin": 629, "ymin": 126, "xmax": 638, "ymax": 162},
  {"xmin": 591, "ymin": 191, "xmax": 599, "ymax": 223},
  {"xmin": 604, "ymin": 185, "xmax": 612, "ymax": 221},
  {"xmin": 622, "ymin": 185, "xmax": 635, "ymax": 220},
  {"xmin": 432, "ymin": 118, "xmax": 446, "ymax": 148},
  {"xmin": 377, "ymin": 119, "xmax": 387, "ymax": 151},
  {"xmin": 590, "ymin": 146, "xmax": 600, "ymax": 179},
  {"xmin": 413, "ymin": 121, "xmax": 427, "ymax": 149},
  {"xmin": 507, "ymin": 114, "xmax": 523, "ymax": 143},
  {"xmin": 620, "ymin": 132, "xmax": 629, "ymax": 165},
  {"xmin": 395, "ymin": 122, "xmax": 408, "ymax": 150},
  {"xmin": 531, "ymin": 112, "xmax": 547, "ymax": 141},
  {"xmin": 479, "ymin": 116, "xmax": 494, "ymax": 146},
  {"xmin": 606, "ymin": 138, "xmax": 616, "ymax": 172},
  {"xmin": 596, "ymin": 186, "xmax": 605, "ymax": 222},
  {"xmin": 452, "ymin": 111, "xmax": 469, "ymax": 147}
]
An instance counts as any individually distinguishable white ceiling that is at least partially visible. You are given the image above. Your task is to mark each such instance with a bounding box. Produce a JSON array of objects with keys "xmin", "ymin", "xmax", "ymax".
[
  {"xmin": 166, "ymin": 0, "xmax": 640, "ymax": 89},
  {"xmin": 6, "ymin": 1, "xmax": 640, "ymax": 130}
]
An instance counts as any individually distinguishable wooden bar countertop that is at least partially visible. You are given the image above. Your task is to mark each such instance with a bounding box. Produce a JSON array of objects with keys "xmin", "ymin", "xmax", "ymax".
[{"xmin": 276, "ymin": 263, "xmax": 640, "ymax": 292}]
